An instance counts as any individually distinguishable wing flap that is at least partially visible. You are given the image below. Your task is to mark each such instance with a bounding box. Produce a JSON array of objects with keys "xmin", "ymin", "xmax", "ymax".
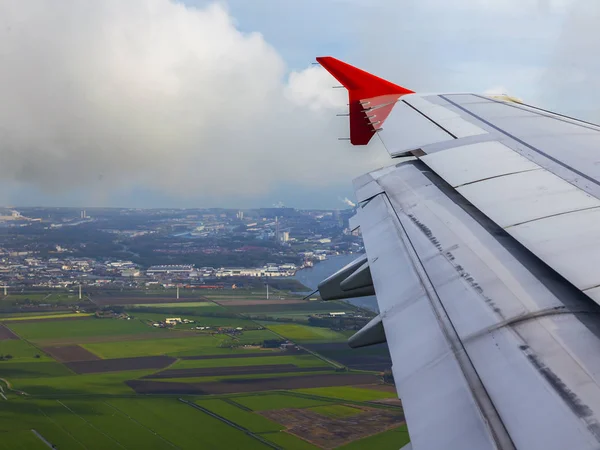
[
  {"xmin": 420, "ymin": 141, "xmax": 540, "ymax": 187},
  {"xmin": 357, "ymin": 177, "xmax": 505, "ymax": 450},
  {"xmin": 317, "ymin": 56, "xmax": 600, "ymax": 449},
  {"xmin": 419, "ymin": 138, "xmax": 600, "ymax": 303},
  {"xmin": 317, "ymin": 254, "xmax": 375, "ymax": 300},
  {"xmin": 359, "ymin": 160, "xmax": 600, "ymax": 449},
  {"xmin": 347, "ymin": 314, "xmax": 386, "ymax": 348}
]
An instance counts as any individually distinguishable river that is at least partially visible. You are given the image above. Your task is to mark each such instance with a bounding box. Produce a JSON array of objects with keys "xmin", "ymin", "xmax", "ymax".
[{"xmin": 294, "ymin": 254, "xmax": 379, "ymax": 313}]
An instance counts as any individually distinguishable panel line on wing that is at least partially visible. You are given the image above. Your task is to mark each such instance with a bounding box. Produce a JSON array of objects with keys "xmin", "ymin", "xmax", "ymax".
[
  {"xmin": 468, "ymin": 94, "xmax": 600, "ymax": 132},
  {"xmin": 439, "ymin": 94, "xmax": 600, "ymax": 190},
  {"xmin": 454, "ymin": 168, "xmax": 542, "ymax": 189},
  {"xmin": 461, "ymin": 307, "xmax": 600, "ymax": 345},
  {"xmin": 401, "ymin": 100, "xmax": 458, "ymax": 139},
  {"xmin": 503, "ymin": 205, "xmax": 600, "ymax": 229}
]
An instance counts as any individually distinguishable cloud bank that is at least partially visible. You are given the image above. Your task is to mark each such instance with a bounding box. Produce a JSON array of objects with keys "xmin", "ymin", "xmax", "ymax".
[
  {"xmin": 0, "ymin": 0, "xmax": 596, "ymax": 207},
  {"xmin": 0, "ymin": 0, "xmax": 386, "ymax": 205}
]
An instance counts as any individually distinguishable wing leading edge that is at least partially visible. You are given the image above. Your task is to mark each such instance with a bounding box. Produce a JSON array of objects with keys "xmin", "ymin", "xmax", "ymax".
[{"xmin": 316, "ymin": 57, "xmax": 600, "ymax": 450}]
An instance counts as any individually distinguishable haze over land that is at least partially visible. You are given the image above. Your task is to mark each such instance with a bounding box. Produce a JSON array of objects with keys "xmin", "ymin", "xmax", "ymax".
[{"xmin": 0, "ymin": 0, "xmax": 597, "ymax": 208}]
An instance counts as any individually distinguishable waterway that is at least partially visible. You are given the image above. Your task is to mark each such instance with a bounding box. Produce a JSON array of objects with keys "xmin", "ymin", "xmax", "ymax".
[{"xmin": 294, "ymin": 254, "xmax": 379, "ymax": 313}]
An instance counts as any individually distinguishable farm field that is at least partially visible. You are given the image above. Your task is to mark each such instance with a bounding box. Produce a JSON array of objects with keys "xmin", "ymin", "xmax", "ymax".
[
  {"xmin": 2, "ymin": 379, "xmax": 404, "ymax": 449},
  {"xmin": 0, "ymin": 339, "xmax": 53, "ymax": 362},
  {"xmin": 337, "ymin": 424, "xmax": 410, "ymax": 449},
  {"xmin": 0, "ymin": 430, "xmax": 49, "ymax": 450},
  {"xmin": 195, "ymin": 398, "xmax": 284, "ymax": 432},
  {"xmin": 263, "ymin": 432, "xmax": 321, "ymax": 450},
  {"xmin": 6, "ymin": 318, "xmax": 159, "ymax": 342},
  {"xmin": 132, "ymin": 311, "xmax": 257, "ymax": 328},
  {"xmin": 233, "ymin": 393, "xmax": 333, "ymax": 410},
  {"xmin": 132, "ymin": 369, "xmax": 341, "ymax": 384},
  {"xmin": 265, "ymin": 324, "xmax": 348, "ymax": 342},
  {"xmin": 309, "ymin": 404, "xmax": 362, "ymax": 418},
  {"xmin": 0, "ymin": 312, "xmax": 94, "ymax": 322},
  {"xmin": 294, "ymin": 386, "xmax": 397, "ymax": 402},
  {"xmin": 302, "ymin": 343, "xmax": 392, "ymax": 372},
  {"xmin": 126, "ymin": 373, "xmax": 380, "ymax": 395},
  {"xmin": 1, "ymin": 292, "xmax": 76, "ymax": 304},
  {"xmin": 107, "ymin": 398, "xmax": 269, "ymax": 449},
  {"xmin": 0, "ymin": 361, "xmax": 73, "ymax": 379},
  {"xmin": 82, "ymin": 334, "xmax": 262, "ymax": 359},
  {"xmin": 170, "ymin": 354, "xmax": 328, "ymax": 370},
  {"xmin": 0, "ymin": 287, "xmax": 405, "ymax": 449},
  {"xmin": 11, "ymin": 369, "xmax": 156, "ymax": 395}
]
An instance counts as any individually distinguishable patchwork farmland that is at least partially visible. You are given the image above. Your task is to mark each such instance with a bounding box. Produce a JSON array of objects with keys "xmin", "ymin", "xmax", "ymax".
[{"xmin": 0, "ymin": 290, "xmax": 402, "ymax": 449}]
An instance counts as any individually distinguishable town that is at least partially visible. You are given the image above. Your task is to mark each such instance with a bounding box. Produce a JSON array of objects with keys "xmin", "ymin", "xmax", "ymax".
[{"xmin": 0, "ymin": 206, "xmax": 361, "ymax": 290}]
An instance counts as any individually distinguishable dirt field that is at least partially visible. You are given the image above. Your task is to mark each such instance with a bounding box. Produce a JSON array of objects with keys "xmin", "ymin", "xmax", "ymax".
[
  {"xmin": 145, "ymin": 365, "xmax": 330, "ymax": 379},
  {"xmin": 260, "ymin": 407, "xmax": 405, "ymax": 449},
  {"xmin": 127, "ymin": 373, "xmax": 381, "ymax": 395},
  {"xmin": 65, "ymin": 355, "xmax": 176, "ymax": 374},
  {"xmin": 43, "ymin": 345, "xmax": 101, "ymax": 362},
  {"xmin": 213, "ymin": 299, "xmax": 308, "ymax": 306},
  {"xmin": 93, "ymin": 297, "xmax": 208, "ymax": 306},
  {"xmin": 304, "ymin": 343, "xmax": 392, "ymax": 372},
  {"xmin": 0, "ymin": 324, "xmax": 18, "ymax": 340}
]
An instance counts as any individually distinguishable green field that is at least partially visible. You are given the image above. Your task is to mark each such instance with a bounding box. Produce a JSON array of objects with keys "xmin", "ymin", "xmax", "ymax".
[
  {"xmin": 132, "ymin": 312, "xmax": 257, "ymax": 328},
  {"xmin": 0, "ymin": 292, "xmax": 87, "ymax": 307},
  {"xmin": 0, "ymin": 340, "xmax": 52, "ymax": 362},
  {"xmin": 224, "ymin": 329, "xmax": 280, "ymax": 345},
  {"xmin": 294, "ymin": 386, "xmax": 396, "ymax": 402},
  {"xmin": 0, "ymin": 430, "xmax": 48, "ymax": 450},
  {"xmin": 309, "ymin": 404, "xmax": 362, "ymax": 418},
  {"xmin": 6, "ymin": 318, "xmax": 158, "ymax": 342},
  {"xmin": 0, "ymin": 361, "xmax": 72, "ymax": 379},
  {"xmin": 141, "ymin": 369, "xmax": 340, "ymax": 384},
  {"xmin": 265, "ymin": 324, "xmax": 347, "ymax": 342},
  {"xmin": 263, "ymin": 431, "xmax": 321, "ymax": 450},
  {"xmin": 337, "ymin": 424, "xmax": 410, "ymax": 449},
  {"xmin": 1, "ymin": 313, "xmax": 94, "ymax": 321},
  {"xmin": 83, "ymin": 334, "xmax": 265, "ymax": 359},
  {"xmin": 0, "ymin": 311, "xmax": 70, "ymax": 319},
  {"xmin": 170, "ymin": 354, "xmax": 328, "ymax": 370},
  {"xmin": 196, "ymin": 399, "xmax": 283, "ymax": 432},
  {"xmin": 107, "ymin": 398, "xmax": 269, "ymax": 449},
  {"xmin": 0, "ymin": 286, "xmax": 401, "ymax": 449},
  {"xmin": 12, "ymin": 369, "xmax": 154, "ymax": 396},
  {"xmin": 233, "ymin": 394, "xmax": 331, "ymax": 411},
  {"xmin": 0, "ymin": 397, "xmax": 273, "ymax": 449},
  {"xmin": 52, "ymin": 399, "xmax": 172, "ymax": 449}
]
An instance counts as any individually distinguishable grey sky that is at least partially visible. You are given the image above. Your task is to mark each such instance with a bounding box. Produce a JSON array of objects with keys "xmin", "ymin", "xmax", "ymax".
[{"xmin": 0, "ymin": 0, "xmax": 595, "ymax": 208}]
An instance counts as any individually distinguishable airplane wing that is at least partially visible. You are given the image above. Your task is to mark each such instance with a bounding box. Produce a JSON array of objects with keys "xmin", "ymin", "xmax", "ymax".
[{"xmin": 316, "ymin": 56, "xmax": 600, "ymax": 450}]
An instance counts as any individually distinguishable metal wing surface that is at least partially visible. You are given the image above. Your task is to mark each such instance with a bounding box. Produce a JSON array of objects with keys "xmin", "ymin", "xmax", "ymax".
[{"xmin": 316, "ymin": 57, "xmax": 600, "ymax": 450}]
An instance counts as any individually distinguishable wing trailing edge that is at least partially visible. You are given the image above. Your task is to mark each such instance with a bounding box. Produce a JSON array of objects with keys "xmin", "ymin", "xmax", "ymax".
[{"xmin": 316, "ymin": 56, "xmax": 413, "ymax": 145}]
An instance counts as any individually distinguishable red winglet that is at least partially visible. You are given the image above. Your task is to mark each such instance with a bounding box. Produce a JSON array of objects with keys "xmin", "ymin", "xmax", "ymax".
[{"xmin": 317, "ymin": 56, "xmax": 413, "ymax": 145}]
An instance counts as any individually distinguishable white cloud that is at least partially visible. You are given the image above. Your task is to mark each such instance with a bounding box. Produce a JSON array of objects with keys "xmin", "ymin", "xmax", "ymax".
[
  {"xmin": 0, "ymin": 0, "xmax": 597, "ymax": 207},
  {"xmin": 0, "ymin": 0, "xmax": 386, "ymax": 205},
  {"xmin": 285, "ymin": 66, "xmax": 346, "ymax": 112}
]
